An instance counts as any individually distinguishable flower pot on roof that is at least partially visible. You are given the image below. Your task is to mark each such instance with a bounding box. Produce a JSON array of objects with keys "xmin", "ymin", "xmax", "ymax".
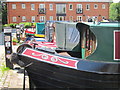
[{"xmin": 12, "ymin": 38, "xmax": 18, "ymax": 45}]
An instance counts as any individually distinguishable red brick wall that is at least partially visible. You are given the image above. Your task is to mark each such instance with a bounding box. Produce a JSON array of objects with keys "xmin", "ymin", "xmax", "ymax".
[{"xmin": 7, "ymin": 2, "xmax": 110, "ymax": 23}]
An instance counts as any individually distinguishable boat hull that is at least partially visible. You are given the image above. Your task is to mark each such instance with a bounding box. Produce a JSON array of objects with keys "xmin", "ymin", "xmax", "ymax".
[{"xmin": 15, "ymin": 48, "xmax": 120, "ymax": 89}]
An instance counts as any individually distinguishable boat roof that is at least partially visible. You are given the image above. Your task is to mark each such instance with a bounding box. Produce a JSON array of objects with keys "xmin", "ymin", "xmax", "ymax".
[
  {"xmin": 84, "ymin": 22, "xmax": 120, "ymax": 27},
  {"xmin": 5, "ymin": 0, "xmax": 113, "ymax": 2},
  {"xmin": 56, "ymin": 22, "xmax": 120, "ymax": 28}
]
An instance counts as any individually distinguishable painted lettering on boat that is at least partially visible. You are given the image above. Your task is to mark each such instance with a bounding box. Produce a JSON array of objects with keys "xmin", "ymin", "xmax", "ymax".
[
  {"xmin": 22, "ymin": 48, "xmax": 78, "ymax": 69},
  {"xmin": 114, "ymin": 30, "xmax": 120, "ymax": 60}
]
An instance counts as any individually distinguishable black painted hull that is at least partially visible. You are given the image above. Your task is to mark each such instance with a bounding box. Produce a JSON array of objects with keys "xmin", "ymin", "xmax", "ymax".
[{"xmin": 16, "ymin": 49, "xmax": 120, "ymax": 89}]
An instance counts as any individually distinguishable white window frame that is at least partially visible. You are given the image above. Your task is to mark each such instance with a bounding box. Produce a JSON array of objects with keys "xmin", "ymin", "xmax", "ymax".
[
  {"xmin": 77, "ymin": 16, "xmax": 82, "ymax": 21},
  {"xmin": 69, "ymin": 16, "xmax": 73, "ymax": 21},
  {"xmin": 94, "ymin": 4, "xmax": 98, "ymax": 9},
  {"xmin": 39, "ymin": 4, "xmax": 45, "ymax": 8},
  {"xmin": 102, "ymin": 4, "xmax": 106, "ymax": 9},
  {"xmin": 49, "ymin": 4, "xmax": 53, "ymax": 10},
  {"xmin": 31, "ymin": 16, "xmax": 35, "ymax": 22},
  {"xmin": 31, "ymin": 4, "xmax": 35, "ymax": 10},
  {"xmin": 22, "ymin": 16, "xmax": 26, "ymax": 21},
  {"xmin": 21, "ymin": 4, "xmax": 26, "ymax": 9},
  {"xmin": 56, "ymin": 4, "xmax": 66, "ymax": 14},
  {"xmin": 49, "ymin": 16, "xmax": 53, "ymax": 21},
  {"xmin": 77, "ymin": 4, "xmax": 82, "ymax": 9},
  {"xmin": 12, "ymin": 17, "xmax": 17, "ymax": 22},
  {"xmin": 69, "ymin": 4, "xmax": 73, "ymax": 10},
  {"xmin": 86, "ymin": 4, "xmax": 90, "ymax": 10},
  {"xmin": 40, "ymin": 16, "xmax": 45, "ymax": 22},
  {"xmin": 12, "ymin": 4, "xmax": 16, "ymax": 9}
]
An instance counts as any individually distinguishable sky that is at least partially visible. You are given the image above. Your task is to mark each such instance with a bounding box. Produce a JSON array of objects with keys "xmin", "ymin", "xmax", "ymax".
[
  {"xmin": 3, "ymin": 0, "xmax": 120, "ymax": 3},
  {"xmin": 112, "ymin": 0, "xmax": 120, "ymax": 3}
]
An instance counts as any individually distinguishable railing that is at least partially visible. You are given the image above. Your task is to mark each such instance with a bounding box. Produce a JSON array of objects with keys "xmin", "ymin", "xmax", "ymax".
[
  {"xmin": 38, "ymin": 8, "xmax": 46, "ymax": 14},
  {"xmin": 76, "ymin": 8, "xmax": 83, "ymax": 14}
]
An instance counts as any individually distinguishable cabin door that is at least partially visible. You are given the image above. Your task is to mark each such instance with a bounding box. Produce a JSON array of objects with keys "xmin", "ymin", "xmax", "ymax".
[
  {"xmin": 57, "ymin": 16, "xmax": 65, "ymax": 21},
  {"xmin": 81, "ymin": 28, "xmax": 96, "ymax": 59}
]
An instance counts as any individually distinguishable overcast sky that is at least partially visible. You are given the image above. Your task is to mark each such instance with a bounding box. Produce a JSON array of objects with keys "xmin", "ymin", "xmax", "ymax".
[{"xmin": 113, "ymin": 0, "xmax": 120, "ymax": 3}]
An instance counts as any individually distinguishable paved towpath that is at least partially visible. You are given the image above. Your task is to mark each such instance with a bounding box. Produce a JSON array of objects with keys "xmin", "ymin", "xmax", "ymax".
[{"xmin": 0, "ymin": 45, "xmax": 29, "ymax": 90}]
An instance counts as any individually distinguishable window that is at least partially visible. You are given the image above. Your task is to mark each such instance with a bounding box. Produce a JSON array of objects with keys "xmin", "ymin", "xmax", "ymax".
[
  {"xmin": 39, "ymin": 4, "xmax": 45, "ymax": 14},
  {"xmin": 87, "ymin": 16, "xmax": 93, "ymax": 22},
  {"xmin": 77, "ymin": 16, "xmax": 82, "ymax": 21},
  {"xmin": 57, "ymin": 16, "xmax": 65, "ymax": 21},
  {"xmin": 77, "ymin": 4, "xmax": 82, "ymax": 9},
  {"xmin": 49, "ymin": 4, "xmax": 53, "ymax": 10},
  {"xmin": 12, "ymin": 4, "xmax": 16, "ymax": 9},
  {"xmin": 86, "ymin": 4, "xmax": 90, "ymax": 10},
  {"xmin": 76, "ymin": 4, "xmax": 82, "ymax": 14},
  {"xmin": 21, "ymin": 4, "xmax": 26, "ymax": 9},
  {"xmin": 49, "ymin": 16, "xmax": 53, "ymax": 21},
  {"xmin": 69, "ymin": 4, "xmax": 73, "ymax": 10},
  {"xmin": 22, "ymin": 16, "xmax": 26, "ymax": 21},
  {"xmin": 39, "ymin": 4, "xmax": 45, "ymax": 8},
  {"xmin": 94, "ymin": 4, "xmax": 98, "ymax": 9},
  {"xmin": 102, "ymin": 4, "xmax": 105, "ymax": 9},
  {"xmin": 31, "ymin": 16, "xmax": 35, "ymax": 22},
  {"xmin": 69, "ymin": 16, "xmax": 73, "ymax": 21},
  {"xmin": 56, "ymin": 4, "xmax": 66, "ymax": 14},
  {"xmin": 31, "ymin": 4, "xmax": 35, "ymax": 10},
  {"xmin": 40, "ymin": 16, "xmax": 45, "ymax": 22},
  {"xmin": 12, "ymin": 17, "xmax": 17, "ymax": 22}
]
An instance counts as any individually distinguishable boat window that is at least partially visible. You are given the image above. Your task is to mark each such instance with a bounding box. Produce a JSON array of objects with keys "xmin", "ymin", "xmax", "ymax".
[{"xmin": 81, "ymin": 28, "xmax": 96, "ymax": 59}]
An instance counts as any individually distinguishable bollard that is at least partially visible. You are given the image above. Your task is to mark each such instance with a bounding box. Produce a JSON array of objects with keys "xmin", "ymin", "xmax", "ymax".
[{"xmin": 4, "ymin": 27, "xmax": 13, "ymax": 69}]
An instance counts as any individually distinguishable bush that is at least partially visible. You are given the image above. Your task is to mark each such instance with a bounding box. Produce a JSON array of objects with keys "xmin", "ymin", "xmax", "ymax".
[
  {"xmin": 3, "ymin": 24, "xmax": 9, "ymax": 27},
  {"xmin": 3, "ymin": 22, "xmax": 37, "ymax": 28},
  {"xmin": 9, "ymin": 23, "xmax": 17, "ymax": 28},
  {"xmin": 3, "ymin": 23, "xmax": 18, "ymax": 28}
]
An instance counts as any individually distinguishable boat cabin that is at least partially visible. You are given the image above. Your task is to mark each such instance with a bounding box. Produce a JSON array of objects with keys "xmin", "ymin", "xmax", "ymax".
[{"xmin": 55, "ymin": 22, "xmax": 120, "ymax": 62}]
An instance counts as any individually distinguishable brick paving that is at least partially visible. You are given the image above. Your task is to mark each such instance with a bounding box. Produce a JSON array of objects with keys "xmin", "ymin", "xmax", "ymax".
[{"xmin": 0, "ymin": 45, "xmax": 29, "ymax": 90}]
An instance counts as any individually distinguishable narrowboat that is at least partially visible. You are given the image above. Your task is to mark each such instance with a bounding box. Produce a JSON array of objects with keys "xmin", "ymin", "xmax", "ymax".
[
  {"xmin": 11, "ymin": 22, "xmax": 120, "ymax": 89},
  {"xmin": 25, "ymin": 22, "xmax": 45, "ymax": 38}
]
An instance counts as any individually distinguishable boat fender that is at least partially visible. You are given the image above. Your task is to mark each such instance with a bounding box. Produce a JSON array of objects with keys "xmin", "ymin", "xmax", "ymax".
[
  {"xmin": 10, "ymin": 53, "xmax": 25, "ymax": 67},
  {"xmin": 10, "ymin": 53, "xmax": 19, "ymax": 64}
]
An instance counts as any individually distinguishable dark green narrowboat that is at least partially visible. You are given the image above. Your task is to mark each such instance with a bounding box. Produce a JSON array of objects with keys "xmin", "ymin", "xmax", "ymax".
[{"xmin": 11, "ymin": 22, "xmax": 120, "ymax": 89}]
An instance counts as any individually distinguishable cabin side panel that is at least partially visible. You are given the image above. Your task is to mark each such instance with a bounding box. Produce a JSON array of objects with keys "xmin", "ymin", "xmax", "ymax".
[{"xmin": 86, "ymin": 27, "xmax": 117, "ymax": 62}]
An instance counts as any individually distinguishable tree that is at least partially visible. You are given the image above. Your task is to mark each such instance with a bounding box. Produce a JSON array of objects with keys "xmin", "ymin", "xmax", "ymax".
[
  {"xmin": 2, "ymin": 2, "xmax": 7, "ymax": 24},
  {"xmin": 109, "ymin": 3, "xmax": 120, "ymax": 21}
]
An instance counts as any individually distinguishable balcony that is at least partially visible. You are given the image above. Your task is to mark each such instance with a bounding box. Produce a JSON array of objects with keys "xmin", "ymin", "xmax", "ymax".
[
  {"xmin": 38, "ymin": 8, "xmax": 46, "ymax": 14},
  {"xmin": 76, "ymin": 8, "xmax": 83, "ymax": 14}
]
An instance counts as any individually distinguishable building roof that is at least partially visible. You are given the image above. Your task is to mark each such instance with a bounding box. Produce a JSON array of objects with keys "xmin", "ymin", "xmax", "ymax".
[{"xmin": 5, "ymin": 0, "xmax": 113, "ymax": 2}]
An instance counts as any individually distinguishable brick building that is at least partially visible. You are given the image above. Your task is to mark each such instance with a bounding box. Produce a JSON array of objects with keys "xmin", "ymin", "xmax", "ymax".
[{"xmin": 5, "ymin": 0, "xmax": 113, "ymax": 24}]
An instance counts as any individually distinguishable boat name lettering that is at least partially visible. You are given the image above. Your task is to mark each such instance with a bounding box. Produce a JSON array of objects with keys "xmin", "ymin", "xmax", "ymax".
[{"xmin": 32, "ymin": 53, "xmax": 69, "ymax": 64}]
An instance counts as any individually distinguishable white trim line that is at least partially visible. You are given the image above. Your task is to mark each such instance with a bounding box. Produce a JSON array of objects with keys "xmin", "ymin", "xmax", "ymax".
[{"xmin": 114, "ymin": 30, "xmax": 120, "ymax": 61}]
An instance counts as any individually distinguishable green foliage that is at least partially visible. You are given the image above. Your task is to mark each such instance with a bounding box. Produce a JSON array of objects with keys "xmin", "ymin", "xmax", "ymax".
[
  {"xmin": 0, "ymin": 65, "xmax": 10, "ymax": 73},
  {"xmin": 12, "ymin": 38, "xmax": 18, "ymax": 43},
  {"xmin": 3, "ymin": 24, "xmax": 9, "ymax": 27},
  {"xmin": 2, "ymin": 3, "xmax": 7, "ymax": 24},
  {"xmin": 109, "ymin": 3, "xmax": 120, "ymax": 21},
  {"xmin": 9, "ymin": 23, "xmax": 17, "ymax": 28},
  {"xmin": 0, "ymin": 63, "xmax": 10, "ymax": 80},
  {"xmin": 3, "ymin": 23, "xmax": 18, "ymax": 28},
  {"xmin": 3, "ymin": 22, "xmax": 36, "ymax": 28},
  {"xmin": 0, "ymin": 63, "xmax": 10, "ymax": 81}
]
